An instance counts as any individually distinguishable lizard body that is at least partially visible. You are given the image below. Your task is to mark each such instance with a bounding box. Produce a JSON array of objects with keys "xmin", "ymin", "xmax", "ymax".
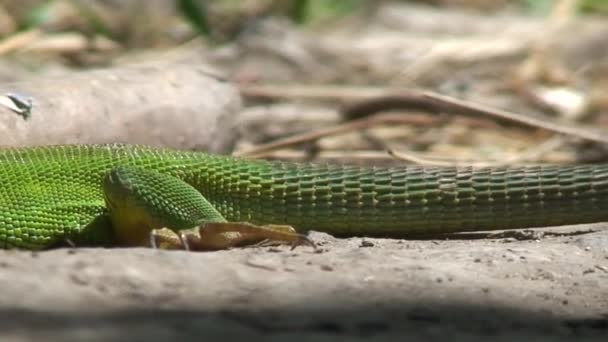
[{"xmin": 1, "ymin": 143, "xmax": 607, "ymax": 249}]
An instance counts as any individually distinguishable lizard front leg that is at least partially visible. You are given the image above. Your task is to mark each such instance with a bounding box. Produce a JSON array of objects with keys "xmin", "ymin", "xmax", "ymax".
[{"xmin": 102, "ymin": 166, "xmax": 313, "ymax": 250}]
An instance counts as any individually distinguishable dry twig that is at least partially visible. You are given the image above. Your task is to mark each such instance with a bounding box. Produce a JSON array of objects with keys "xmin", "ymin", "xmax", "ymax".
[
  {"xmin": 239, "ymin": 85, "xmax": 608, "ymax": 160},
  {"xmin": 244, "ymin": 84, "xmax": 607, "ymax": 145},
  {"xmin": 421, "ymin": 92, "xmax": 607, "ymax": 143},
  {"xmin": 0, "ymin": 29, "xmax": 41, "ymax": 55}
]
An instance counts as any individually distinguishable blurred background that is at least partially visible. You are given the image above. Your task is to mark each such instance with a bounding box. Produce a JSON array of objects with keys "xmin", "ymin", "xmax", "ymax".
[
  {"xmin": 1, "ymin": 0, "xmax": 608, "ymax": 165},
  {"xmin": 1, "ymin": 3, "xmax": 608, "ymax": 340}
]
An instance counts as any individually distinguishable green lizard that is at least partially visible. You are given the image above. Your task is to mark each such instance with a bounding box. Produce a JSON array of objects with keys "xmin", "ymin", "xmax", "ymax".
[{"xmin": 1, "ymin": 143, "xmax": 607, "ymax": 251}]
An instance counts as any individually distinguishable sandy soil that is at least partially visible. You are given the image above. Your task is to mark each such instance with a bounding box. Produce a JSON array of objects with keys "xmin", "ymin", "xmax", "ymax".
[{"xmin": 1, "ymin": 224, "xmax": 606, "ymax": 341}]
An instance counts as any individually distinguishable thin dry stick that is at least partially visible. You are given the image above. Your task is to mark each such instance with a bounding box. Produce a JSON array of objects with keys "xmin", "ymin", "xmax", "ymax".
[
  {"xmin": 495, "ymin": 136, "xmax": 566, "ymax": 166},
  {"xmin": 234, "ymin": 113, "xmax": 439, "ymax": 158},
  {"xmin": 254, "ymin": 150, "xmax": 399, "ymax": 161},
  {"xmin": 421, "ymin": 92, "xmax": 608, "ymax": 144},
  {"xmin": 388, "ymin": 135, "xmax": 566, "ymax": 167},
  {"xmin": 387, "ymin": 149, "xmax": 507, "ymax": 167},
  {"xmin": 240, "ymin": 84, "xmax": 394, "ymax": 101},
  {"xmin": 387, "ymin": 149, "xmax": 457, "ymax": 167}
]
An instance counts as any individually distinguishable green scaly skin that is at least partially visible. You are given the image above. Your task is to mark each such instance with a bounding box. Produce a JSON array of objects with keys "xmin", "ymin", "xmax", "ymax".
[{"xmin": 1, "ymin": 143, "xmax": 608, "ymax": 249}]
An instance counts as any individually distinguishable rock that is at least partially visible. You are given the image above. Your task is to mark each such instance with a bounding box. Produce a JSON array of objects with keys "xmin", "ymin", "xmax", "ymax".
[{"xmin": 0, "ymin": 56, "xmax": 240, "ymax": 153}]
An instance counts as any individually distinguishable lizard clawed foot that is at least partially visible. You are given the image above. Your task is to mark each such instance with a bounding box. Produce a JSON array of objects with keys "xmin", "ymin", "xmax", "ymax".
[{"xmin": 148, "ymin": 222, "xmax": 316, "ymax": 251}]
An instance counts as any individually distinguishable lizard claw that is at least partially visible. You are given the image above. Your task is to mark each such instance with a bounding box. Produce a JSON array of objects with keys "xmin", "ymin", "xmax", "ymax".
[{"xmin": 290, "ymin": 234, "xmax": 316, "ymax": 251}]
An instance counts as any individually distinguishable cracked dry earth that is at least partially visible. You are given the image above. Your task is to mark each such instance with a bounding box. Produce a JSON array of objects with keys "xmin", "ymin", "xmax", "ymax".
[{"xmin": 0, "ymin": 224, "xmax": 607, "ymax": 341}]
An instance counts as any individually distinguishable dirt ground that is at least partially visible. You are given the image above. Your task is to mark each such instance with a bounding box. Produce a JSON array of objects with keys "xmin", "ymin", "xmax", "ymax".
[
  {"xmin": 1, "ymin": 2, "xmax": 608, "ymax": 341},
  {"xmin": 1, "ymin": 224, "xmax": 606, "ymax": 341}
]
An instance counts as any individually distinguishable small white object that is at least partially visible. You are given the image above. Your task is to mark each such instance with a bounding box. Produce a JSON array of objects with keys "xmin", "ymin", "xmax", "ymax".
[
  {"xmin": 0, "ymin": 92, "xmax": 33, "ymax": 119},
  {"xmin": 533, "ymin": 86, "xmax": 587, "ymax": 119}
]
